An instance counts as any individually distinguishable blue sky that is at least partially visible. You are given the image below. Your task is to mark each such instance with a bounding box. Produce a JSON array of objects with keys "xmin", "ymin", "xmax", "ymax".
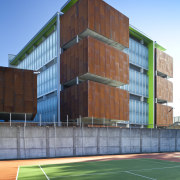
[{"xmin": 0, "ymin": 0, "xmax": 180, "ymax": 116}]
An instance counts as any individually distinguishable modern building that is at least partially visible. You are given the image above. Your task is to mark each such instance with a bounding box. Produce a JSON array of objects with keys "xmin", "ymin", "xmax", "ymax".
[{"xmin": 8, "ymin": 0, "xmax": 173, "ymax": 127}]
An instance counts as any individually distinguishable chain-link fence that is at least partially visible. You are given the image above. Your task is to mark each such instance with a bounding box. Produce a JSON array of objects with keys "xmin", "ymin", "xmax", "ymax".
[{"xmin": 0, "ymin": 117, "xmax": 178, "ymax": 129}]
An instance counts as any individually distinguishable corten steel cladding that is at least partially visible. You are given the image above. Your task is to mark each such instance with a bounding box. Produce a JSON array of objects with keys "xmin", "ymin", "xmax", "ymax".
[
  {"xmin": 156, "ymin": 103, "xmax": 173, "ymax": 126},
  {"xmin": 60, "ymin": 36, "xmax": 129, "ymax": 85},
  {"xmin": 60, "ymin": 0, "xmax": 129, "ymax": 48},
  {"xmin": 60, "ymin": 81, "xmax": 129, "ymax": 122},
  {"xmin": 0, "ymin": 67, "xmax": 37, "ymax": 120},
  {"xmin": 156, "ymin": 76, "xmax": 173, "ymax": 102},
  {"xmin": 156, "ymin": 48, "xmax": 173, "ymax": 78}
]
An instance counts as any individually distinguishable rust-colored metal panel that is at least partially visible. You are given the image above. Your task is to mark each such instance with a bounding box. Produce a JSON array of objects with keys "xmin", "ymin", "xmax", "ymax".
[
  {"xmin": 78, "ymin": 0, "xmax": 88, "ymax": 34},
  {"xmin": 109, "ymin": 49, "xmax": 113, "ymax": 80},
  {"xmin": 119, "ymin": 92, "xmax": 123, "ymax": 120},
  {"xmin": 60, "ymin": 36, "xmax": 129, "ymax": 86},
  {"xmin": 110, "ymin": 7, "xmax": 115, "ymax": 41},
  {"xmin": 105, "ymin": 84, "xmax": 110, "ymax": 119},
  {"xmin": 114, "ymin": 88, "xmax": 119, "ymax": 119},
  {"xmin": 0, "ymin": 87, "xmax": 3, "ymax": 102},
  {"xmin": 88, "ymin": 35, "xmax": 95, "ymax": 74},
  {"xmin": 100, "ymin": 0, "xmax": 106, "ymax": 37},
  {"xmin": 156, "ymin": 48, "xmax": 173, "ymax": 78},
  {"xmin": 105, "ymin": 2, "xmax": 110, "ymax": 39},
  {"xmin": 94, "ymin": 38, "xmax": 100, "ymax": 76},
  {"xmin": 60, "ymin": 81, "xmax": 129, "ymax": 122},
  {"xmin": 83, "ymin": 37, "xmax": 88, "ymax": 75},
  {"xmin": 61, "ymin": 82, "xmax": 88, "ymax": 121},
  {"xmin": 109, "ymin": 86, "xmax": 115, "ymax": 119},
  {"xmin": 105, "ymin": 45, "xmax": 111, "ymax": 81},
  {"xmin": 94, "ymin": 0, "xmax": 100, "ymax": 33},
  {"xmin": 100, "ymin": 42, "xmax": 106, "ymax": 77},
  {"xmin": 0, "ymin": 67, "xmax": 37, "ymax": 121},
  {"xmin": 14, "ymin": 69, "xmax": 23, "ymax": 95},
  {"xmin": 60, "ymin": 0, "xmax": 129, "ymax": 48},
  {"xmin": 33, "ymin": 73, "xmax": 37, "ymax": 117},
  {"xmin": 156, "ymin": 76, "xmax": 173, "ymax": 102},
  {"xmin": 156, "ymin": 103, "xmax": 173, "ymax": 127},
  {"xmin": 14, "ymin": 94, "xmax": 24, "ymax": 112},
  {"xmin": 88, "ymin": 0, "xmax": 95, "ymax": 31},
  {"xmin": 24, "ymin": 101, "xmax": 34, "ymax": 113},
  {"xmin": 114, "ymin": 10, "xmax": 119, "ymax": 44}
]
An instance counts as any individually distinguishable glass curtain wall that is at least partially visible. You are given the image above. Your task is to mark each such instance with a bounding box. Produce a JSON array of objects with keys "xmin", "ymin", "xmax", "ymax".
[
  {"xmin": 17, "ymin": 30, "xmax": 58, "ymax": 123},
  {"xmin": 124, "ymin": 38, "xmax": 149, "ymax": 69},
  {"xmin": 129, "ymin": 99, "xmax": 149, "ymax": 125},
  {"xmin": 34, "ymin": 95, "xmax": 57, "ymax": 122},
  {"xmin": 123, "ymin": 37, "xmax": 149, "ymax": 125},
  {"xmin": 37, "ymin": 63, "xmax": 57, "ymax": 97},
  {"xmin": 122, "ymin": 69, "xmax": 148, "ymax": 97},
  {"xmin": 17, "ymin": 31, "xmax": 57, "ymax": 71}
]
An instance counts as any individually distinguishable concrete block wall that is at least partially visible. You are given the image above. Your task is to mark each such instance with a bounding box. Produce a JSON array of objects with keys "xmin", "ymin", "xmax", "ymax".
[{"xmin": 0, "ymin": 126, "xmax": 179, "ymax": 160}]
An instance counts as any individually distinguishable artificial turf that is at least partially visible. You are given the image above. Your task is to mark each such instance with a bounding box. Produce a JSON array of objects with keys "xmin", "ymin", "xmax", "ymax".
[{"xmin": 17, "ymin": 158, "xmax": 180, "ymax": 180}]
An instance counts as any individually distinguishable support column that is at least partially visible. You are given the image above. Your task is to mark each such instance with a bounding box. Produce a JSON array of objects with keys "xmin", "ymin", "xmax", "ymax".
[
  {"xmin": 57, "ymin": 12, "xmax": 61, "ymax": 126},
  {"xmin": 175, "ymin": 130, "xmax": 178, "ymax": 152},
  {"xmin": 97, "ymin": 128, "xmax": 100, "ymax": 155},
  {"xmin": 46, "ymin": 127, "xmax": 50, "ymax": 158},
  {"xmin": 17, "ymin": 127, "xmax": 21, "ymax": 159},
  {"xmin": 73, "ymin": 127, "xmax": 76, "ymax": 156},
  {"xmin": 158, "ymin": 129, "xmax": 160, "ymax": 152},
  {"xmin": 119, "ymin": 128, "xmax": 122, "ymax": 154},
  {"xmin": 140, "ymin": 129, "xmax": 142, "ymax": 153}
]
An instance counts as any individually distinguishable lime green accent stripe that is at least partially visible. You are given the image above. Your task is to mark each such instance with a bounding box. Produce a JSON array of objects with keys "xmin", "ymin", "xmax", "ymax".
[
  {"xmin": 155, "ymin": 43, "xmax": 166, "ymax": 51},
  {"xmin": 61, "ymin": 0, "xmax": 78, "ymax": 13},
  {"xmin": 147, "ymin": 42, "xmax": 154, "ymax": 128},
  {"xmin": 129, "ymin": 25, "xmax": 152, "ymax": 45},
  {"xmin": 10, "ymin": 14, "xmax": 57, "ymax": 66}
]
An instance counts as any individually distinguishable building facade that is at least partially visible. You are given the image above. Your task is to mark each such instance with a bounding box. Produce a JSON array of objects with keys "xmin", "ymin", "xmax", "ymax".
[{"xmin": 9, "ymin": 0, "xmax": 173, "ymax": 127}]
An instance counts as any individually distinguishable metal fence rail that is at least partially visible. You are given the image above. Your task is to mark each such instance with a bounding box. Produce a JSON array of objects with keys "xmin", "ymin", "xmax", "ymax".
[{"xmin": 0, "ymin": 121, "xmax": 179, "ymax": 129}]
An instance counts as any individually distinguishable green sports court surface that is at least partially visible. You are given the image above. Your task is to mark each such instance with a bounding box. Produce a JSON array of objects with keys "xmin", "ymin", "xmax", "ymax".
[{"xmin": 17, "ymin": 158, "xmax": 180, "ymax": 180}]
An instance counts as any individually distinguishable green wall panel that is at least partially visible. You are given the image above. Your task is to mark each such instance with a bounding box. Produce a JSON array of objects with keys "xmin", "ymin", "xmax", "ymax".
[{"xmin": 147, "ymin": 41, "xmax": 154, "ymax": 128}]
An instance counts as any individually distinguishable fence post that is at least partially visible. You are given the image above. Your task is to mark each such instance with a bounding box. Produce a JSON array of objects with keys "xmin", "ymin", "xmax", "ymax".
[
  {"xmin": 67, "ymin": 115, "xmax": 68, "ymax": 127},
  {"xmin": 54, "ymin": 119, "xmax": 57, "ymax": 157},
  {"xmin": 54, "ymin": 114, "xmax": 56, "ymax": 127},
  {"xmin": 79, "ymin": 115, "xmax": 81, "ymax": 127},
  {"xmin": 82, "ymin": 121, "xmax": 84, "ymax": 156},
  {"xmin": 24, "ymin": 113, "xmax": 26, "ymax": 127},
  {"xmin": 126, "ymin": 121, "xmax": 130, "ymax": 128},
  {"xmin": 10, "ymin": 113, "xmax": 11, "ymax": 127},
  {"xmin": 39, "ymin": 114, "xmax": 42, "ymax": 126}
]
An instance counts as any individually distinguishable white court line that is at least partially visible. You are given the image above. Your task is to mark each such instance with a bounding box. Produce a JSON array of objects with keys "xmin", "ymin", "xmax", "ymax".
[
  {"xmin": 125, "ymin": 171, "xmax": 156, "ymax": 180},
  {"xmin": 16, "ymin": 166, "xmax": 20, "ymax": 180},
  {"xmin": 50, "ymin": 165, "xmax": 180, "ymax": 179},
  {"xmin": 39, "ymin": 165, "xmax": 50, "ymax": 180}
]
